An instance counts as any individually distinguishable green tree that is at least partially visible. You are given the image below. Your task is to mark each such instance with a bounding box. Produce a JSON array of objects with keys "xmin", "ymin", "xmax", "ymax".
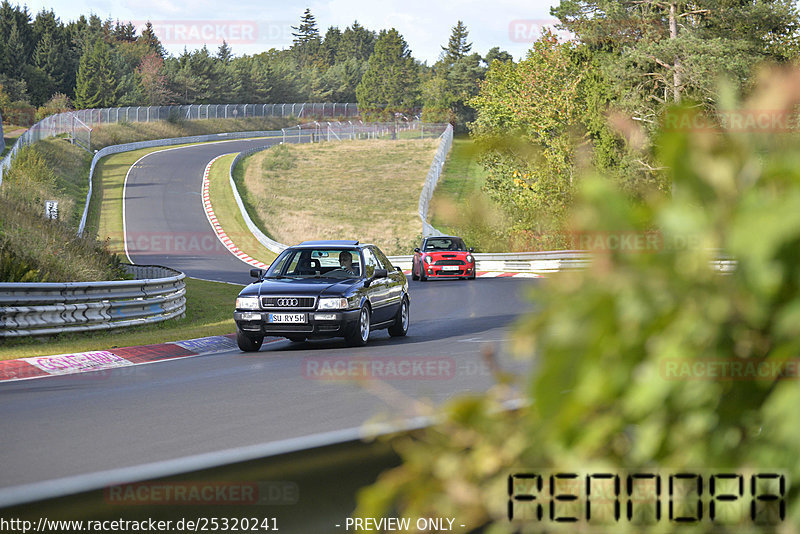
[
  {"xmin": 469, "ymin": 30, "xmax": 588, "ymax": 238},
  {"xmin": 356, "ymin": 28, "xmax": 420, "ymax": 117},
  {"xmin": 74, "ymin": 39, "xmax": 119, "ymax": 108},
  {"xmin": 291, "ymin": 8, "xmax": 322, "ymax": 67},
  {"xmin": 441, "ymin": 20, "xmax": 472, "ymax": 64},
  {"xmin": 337, "ymin": 21, "xmax": 376, "ymax": 62},
  {"xmin": 139, "ymin": 21, "xmax": 166, "ymax": 58}
]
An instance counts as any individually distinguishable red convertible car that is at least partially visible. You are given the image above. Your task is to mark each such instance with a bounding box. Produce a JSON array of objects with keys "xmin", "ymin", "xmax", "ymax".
[{"xmin": 412, "ymin": 236, "xmax": 476, "ymax": 281}]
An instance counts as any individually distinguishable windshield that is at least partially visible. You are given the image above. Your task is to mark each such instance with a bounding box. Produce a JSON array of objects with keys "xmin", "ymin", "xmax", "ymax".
[
  {"xmin": 265, "ymin": 248, "xmax": 362, "ymax": 279},
  {"xmin": 424, "ymin": 237, "xmax": 466, "ymax": 251}
]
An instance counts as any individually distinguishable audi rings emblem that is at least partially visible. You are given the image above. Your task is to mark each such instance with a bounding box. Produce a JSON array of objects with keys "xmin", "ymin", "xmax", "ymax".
[{"xmin": 277, "ymin": 298, "xmax": 299, "ymax": 307}]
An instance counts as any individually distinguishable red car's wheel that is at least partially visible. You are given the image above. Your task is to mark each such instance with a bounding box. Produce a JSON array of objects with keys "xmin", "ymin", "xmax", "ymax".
[{"xmin": 412, "ymin": 260, "xmax": 419, "ymax": 280}]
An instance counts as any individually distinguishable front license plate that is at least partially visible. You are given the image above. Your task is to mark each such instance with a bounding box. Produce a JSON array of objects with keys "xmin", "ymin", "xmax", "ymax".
[
  {"xmin": 441, "ymin": 266, "xmax": 460, "ymax": 271},
  {"xmin": 268, "ymin": 313, "xmax": 306, "ymax": 324}
]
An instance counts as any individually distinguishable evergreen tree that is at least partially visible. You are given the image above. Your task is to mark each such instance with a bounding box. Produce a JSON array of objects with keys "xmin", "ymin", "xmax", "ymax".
[
  {"xmin": 442, "ymin": 20, "xmax": 472, "ymax": 64},
  {"xmin": 291, "ymin": 8, "xmax": 321, "ymax": 67},
  {"xmin": 483, "ymin": 46, "xmax": 513, "ymax": 65},
  {"xmin": 321, "ymin": 26, "xmax": 342, "ymax": 66},
  {"xmin": 74, "ymin": 39, "xmax": 119, "ymax": 108},
  {"xmin": 356, "ymin": 28, "xmax": 420, "ymax": 116},
  {"xmin": 217, "ymin": 41, "xmax": 233, "ymax": 64},
  {"xmin": 337, "ymin": 21, "xmax": 376, "ymax": 62},
  {"xmin": 139, "ymin": 22, "xmax": 166, "ymax": 58}
]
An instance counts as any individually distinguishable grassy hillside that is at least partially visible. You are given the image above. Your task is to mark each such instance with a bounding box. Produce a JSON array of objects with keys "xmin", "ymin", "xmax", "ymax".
[{"xmin": 236, "ymin": 139, "xmax": 438, "ymax": 255}]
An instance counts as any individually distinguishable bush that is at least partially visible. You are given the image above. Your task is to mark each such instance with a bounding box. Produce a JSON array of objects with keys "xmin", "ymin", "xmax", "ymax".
[{"xmin": 355, "ymin": 66, "xmax": 800, "ymax": 532}]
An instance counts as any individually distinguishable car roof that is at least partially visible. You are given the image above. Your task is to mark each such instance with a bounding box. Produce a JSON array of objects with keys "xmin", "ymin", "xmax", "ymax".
[
  {"xmin": 296, "ymin": 240, "xmax": 360, "ymax": 247},
  {"xmin": 424, "ymin": 236, "xmax": 462, "ymax": 241}
]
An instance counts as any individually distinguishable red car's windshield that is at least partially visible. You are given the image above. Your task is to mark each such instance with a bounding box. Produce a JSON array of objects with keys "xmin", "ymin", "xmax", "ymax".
[{"xmin": 423, "ymin": 238, "xmax": 466, "ymax": 251}]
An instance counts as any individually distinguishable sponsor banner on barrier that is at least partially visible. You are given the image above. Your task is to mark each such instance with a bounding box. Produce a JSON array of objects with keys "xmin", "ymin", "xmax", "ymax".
[
  {"xmin": 21, "ymin": 351, "xmax": 134, "ymax": 375},
  {"xmin": 172, "ymin": 335, "xmax": 238, "ymax": 354}
]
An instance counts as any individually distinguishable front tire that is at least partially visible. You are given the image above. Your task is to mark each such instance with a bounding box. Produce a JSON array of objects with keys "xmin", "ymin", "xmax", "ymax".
[
  {"xmin": 411, "ymin": 262, "xmax": 419, "ymax": 280},
  {"xmin": 388, "ymin": 297, "xmax": 409, "ymax": 337},
  {"xmin": 237, "ymin": 329, "xmax": 264, "ymax": 352},
  {"xmin": 345, "ymin": 305, "xmax": 371, "ymax": 347}
]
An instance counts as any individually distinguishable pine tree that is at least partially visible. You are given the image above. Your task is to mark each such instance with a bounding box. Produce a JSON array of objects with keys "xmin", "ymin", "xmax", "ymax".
[
  {"xmin": 442, "ymin": 21, "xmax": 472, "ymax": 64},
  {"xmin": 291, "ymin": 8, "xmax": 319, "ymax": 45},
  {"xmin": 337, "ymin": 21, "xmax": 375, "ymax": 62},
  {"xmin": 356, "ymin": 28, "xmax": 420, "ymax": 116},
  {"xmin": 217, "ymin": 41, "xmax": 233, "ymax": 64},
  {"xmin": 291, "ymin": 8, "xmax": 321, "ymax": 67},
  {"xmin": 74, "ymin": 40, "xmax": 118, "ymax": 108},
  {"xmin": 139, "ymin": 22, "xmax": 166, "ymax": 58}
]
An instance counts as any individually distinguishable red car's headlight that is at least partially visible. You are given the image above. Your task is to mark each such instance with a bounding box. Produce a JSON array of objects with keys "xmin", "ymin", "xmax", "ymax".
[
  {"xmin": 424, "ymin": 255, "xmax": 432, "ymax": 264},
  {"xmin": 466, "ymin": 254, "xmax": 474, "ymax": 263}
]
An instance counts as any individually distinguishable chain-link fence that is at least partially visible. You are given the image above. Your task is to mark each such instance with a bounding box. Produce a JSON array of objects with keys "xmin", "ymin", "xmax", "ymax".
[
  {"xmin": 0, "ymin": 103, "xmax": 359, "ymax": 186},
  {"xmin": 418, "ymin": 123, "xmax": 454, "ymax": 236}
]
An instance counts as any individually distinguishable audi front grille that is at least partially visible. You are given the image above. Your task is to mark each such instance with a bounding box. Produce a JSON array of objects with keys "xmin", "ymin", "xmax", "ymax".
[{"xmin": 261, "ymin": 296, "xmax": 317, "ymax": 309}]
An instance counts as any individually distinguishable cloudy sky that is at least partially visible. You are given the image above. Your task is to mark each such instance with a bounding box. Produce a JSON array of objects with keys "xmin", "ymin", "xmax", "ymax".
[{"xmin": 18, "ymin": 0, "xmax": 565, "ymax": 64}]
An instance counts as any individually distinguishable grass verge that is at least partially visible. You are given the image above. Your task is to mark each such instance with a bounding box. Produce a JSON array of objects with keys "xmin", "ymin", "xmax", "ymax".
[
  {"xmin": 208, "ymin": 154, "xmax": 278, "ymax": 266},
  {"xmin": 427, "ymin": 135, "xmax": 511, "ymax": 252},
  {"xmin": 0, "ymin": 277, "xmax": 241, "ymax": 360},
  {"xmin": 237, "ymin": 138, "xmax": 439, "ymax": 255}
]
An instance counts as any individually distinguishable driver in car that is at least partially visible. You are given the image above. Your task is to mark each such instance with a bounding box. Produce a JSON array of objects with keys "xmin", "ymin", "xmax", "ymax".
[{"xmin": 339, "ymin": 251, "xmax": 355, "ymax": 274}]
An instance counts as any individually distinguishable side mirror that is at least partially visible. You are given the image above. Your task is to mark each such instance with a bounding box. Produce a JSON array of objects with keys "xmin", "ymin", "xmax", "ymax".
[
  {"xmin": 413, "ymin": 247, "xmax": 421, "ymax": 253},
  {"xmin": 468, "ymin": 247, "xmax": 474, "ymax": 253},
  {"xmin": 250, "ymin": 268, "xmax": 264, "ymax": 279},
  {"xmin": 365, "ymin": 268, "xmax": 388, "ymax": 287}
]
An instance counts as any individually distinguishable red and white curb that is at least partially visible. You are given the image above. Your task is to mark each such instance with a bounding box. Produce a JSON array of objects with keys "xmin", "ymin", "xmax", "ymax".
[
  {"xmin": 0, "ymin": 335, "xmax": 282, "ymax": 383},
  {"xmin": 401, "ymin": 270, "xmax": 540, "ymax": 278},
  {"xmin": 202, "ymin": 155, "xmax": 270, "ymax": 270}
]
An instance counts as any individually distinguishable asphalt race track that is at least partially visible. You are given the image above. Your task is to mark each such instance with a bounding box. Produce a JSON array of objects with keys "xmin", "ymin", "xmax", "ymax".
[{"xmin": 0, "ymin": 138, "xmax": 538, "ymax": 496}]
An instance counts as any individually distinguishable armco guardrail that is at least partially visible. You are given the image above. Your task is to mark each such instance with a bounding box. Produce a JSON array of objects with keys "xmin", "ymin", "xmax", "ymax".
[
  {"xmin": 0, "ymin": 103, "xmax": 359, "ymax": 187},
  {"xmin": 227, "ymin": 121, "xmax": 449, "ymax": 254},
  {"xmin": 387, "ymin": 250, "xmax": 592, "ymax": 273},
  {"xmin": 418, "ymin": 123, "xmax": 453, "ymax": 237},
  {"xmin": 0, "ymin": 265, "xmax": 185, "ymax": 337}
]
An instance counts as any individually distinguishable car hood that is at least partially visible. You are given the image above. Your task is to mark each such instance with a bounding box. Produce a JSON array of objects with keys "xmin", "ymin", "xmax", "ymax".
[
  {"xmin": 238, "ymin": 277, "xmax": 359, "ymax": 298},
  {"xmin": 424, "ymin": 251, "xmax": 471, "ymax": 258}
]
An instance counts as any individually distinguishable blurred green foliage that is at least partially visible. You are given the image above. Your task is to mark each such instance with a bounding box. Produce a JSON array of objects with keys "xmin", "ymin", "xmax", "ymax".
[{"xmin": 356, "ymin": 66, "xmax": 800, "ymax": 533}]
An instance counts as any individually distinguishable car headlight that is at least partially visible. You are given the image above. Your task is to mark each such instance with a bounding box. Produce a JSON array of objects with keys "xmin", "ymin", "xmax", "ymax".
[
  {"xmin": 466, "ymin": 254, "xmax": 474, "ymax": 263},
  {"xmin": 424, "ymin": 255, "xmax": 432, "ymax": 264},
  {"xmin": 236, "ymin": 296, "xmax": 260, "ymax": 310},
  {"xmin": 318, "ymin": 297, "xmax": 348, "ymax": 310}
]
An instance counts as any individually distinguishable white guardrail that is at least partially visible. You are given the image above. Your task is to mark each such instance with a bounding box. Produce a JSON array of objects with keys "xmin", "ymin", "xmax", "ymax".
[
  {"xmin": 0, "ymin": 265, "xmax": 186, "ymax": 337},
  {"xmin": 227, "ymin": 120, "xmax": 449, "ymax": 254}
]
